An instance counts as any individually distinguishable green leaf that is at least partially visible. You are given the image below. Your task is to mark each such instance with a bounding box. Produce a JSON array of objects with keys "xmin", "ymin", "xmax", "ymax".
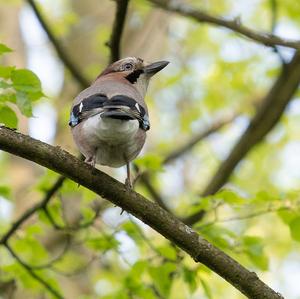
[
  {"xmin": 183, "ymin": 266, "xmax": 197, "ymax": 293},
  {"xmin": 87, "ymin": 236, "xmax": 119, "ymax": 251},
  {"xmin": 200, "ymin": 278, "xmax": 213, "ymax": 299},
  {"xmin": 0, "ymin": 105, "xmax": 18, "ymax": 128},
  {"xmin": 252, "ymin": 191, "xmax": 276, "ymax": 203},
  {"xmin": 131, "ymin": 260, "xmax": 148, "ymax": 277},
  {"xmin": 242, "ymin": 236, "xmax": 269, "ymax": 270},
  {"xmin": 121, "ymin": 221, "xmax": 142, "ymax": 242},
  {"xmin": 0, "ymin": 92, "xmax": 16, "ymax": 103},
  {"xmin": 0, "ymin": 81, "xmax": 12, "ymax": 89},
  {"xmin": 201, "ymin": 225, "xmax": 237, "ymax": 250},
  {"xmin": 0, "ymin": 186, "xmax": 11, "ymax": 199},
  {"xmin": 12, "ymin": 238, "xmax": 49, "ymax": 264},
  {"xmin": 278, "ymin": 209, "xmax": 298, "ymax": 225},
  {"xmin": 11, "ymin": 69, "xmax": 42, "ymax": 93},
  {"xmin": 289, "ymin": 217, "xmax": 300, "ymax": 242},
  {"xmin": 0, "ymin": 43, "xmax": 12, "ymax": 55},
  {"xmin": 16, "ymin": 92, "xmax": 32, "ymax": 117},
  {"xmin": 0, "ymin": 66, "xmax": 15, "ymax": 78},
  {"xmin": 158, "ymin": 245, "xmax": 177, "ymax": 260},
  {"xmin": 135, "ymin": 154, "xmax": 163, "ymax": 172},
  {"xmin": 217, "ymin": 189, "xmax": 245, "ymax": 205},
  {"xmin": 148, "ymin": 263, "xmax": 176, "ymax": 297}
]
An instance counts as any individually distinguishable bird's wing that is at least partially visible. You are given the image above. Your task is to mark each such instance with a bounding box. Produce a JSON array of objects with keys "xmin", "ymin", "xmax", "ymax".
[
  {"xmin": 69, "ymin": 94, "xmax": 150, "ymax": 131},
  {"xmin": 69, "ymin": 93, "xmax": 107, "ymax": 127}
]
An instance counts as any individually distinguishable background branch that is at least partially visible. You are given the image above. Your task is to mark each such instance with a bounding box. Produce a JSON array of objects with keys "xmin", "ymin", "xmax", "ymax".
[
  {"xmin": 148, "ymin": 0, "xmax": 300, "ymax": 50},
  {"xmin": 0, "ymin": 176, "xmax": 65, "ymax": 245},
  {"xmin": 0, "ymin": 127, "xmax": 283, "ymax": 299},
  {"xmin": 183, "ymin": 51, "xmax": 300, "ymax": 225},
  {"xmin": 26, "ymin": 0, "xmax": 90, "ymax": 88},
  {"xmin": 4, "ymin": 244, "xmax": 63, "ymax": 299},
  {"xmin": 107, "ymin": 0, "xmax": 130, "ymax": 63},
  {"xmin": 136, "ymin": 112, "xmax": 238, "ymax": 216}
]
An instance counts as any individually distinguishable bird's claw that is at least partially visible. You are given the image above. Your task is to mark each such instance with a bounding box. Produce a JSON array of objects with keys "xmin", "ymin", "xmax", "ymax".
[{"xmin": 125, "ymin": 178, "xmax": 132, "ymax": 190}]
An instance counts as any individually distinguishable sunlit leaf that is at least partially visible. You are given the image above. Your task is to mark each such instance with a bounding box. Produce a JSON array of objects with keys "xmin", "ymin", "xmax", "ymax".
[
  {"xmin": 242, "ymin": 236, "xmax": 269, "ymax": 271},
  {"xmin": 0, "ymin": 66, "xmax": 15, "ymax": 78},
  {"xmin": 0, "ymin": 43, "xmax": 12, "ymax": 55},
  {"xmin": 0, "ymin": 105, "xmax": 18, "ymax": 128},
  {"xmin": 87, "ymin": 236, "xmax": 119, "ymax": 251},
  {"xmin": 0, "ymin": 185, "xmax": 11, "ymax": 199},
  {"xmin": 135, "ymin": 153, "xmax": 163, "ymax": 172},
  {"xmin": 16, "ymin": 92, "xmax": 32, "ymax": 117},
  {"xmin": 11, "ymin": 69, "xmax": 42, "ymax": 93},
  {"xmin": 148, "ymin": 263, "xmax": 176, "ymax": 297},
  {"xmin": 200, "ymin": 278, "xmax": 213, "ymax": 299},
  {"xmin": 183, "ymin": 266, "xmax": 197, "ymax": 293},
  {"xmin": 158, "ymin": 245, "xmax": 177, "ymax": 261},
  {"xmin": 289, "ymin": 217, "xmax": 300, "ymax": 242},
  {"xmin": 217, "ymin": 189, "xmax": 245, "ymax": 205}
]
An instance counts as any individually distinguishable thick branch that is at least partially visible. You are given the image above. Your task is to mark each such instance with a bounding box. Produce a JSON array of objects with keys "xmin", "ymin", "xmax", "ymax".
[
  {"xmin": 108, "ymin": 0, "xmax": 130, "ymax": 63},
  {"xmin": 181, "ymin": 51, "xmax": 300, "ymax": 225},
  {"xmin": 202, "ymin": 51, "xmax": 300, "ymax": 196},
  {"xmin": 0, "ymin": 127, "xmax": 283, "ymax": 298},
  {"xmin": 26, "ymin": 0, "xmax": 90, "ymax": 88},
  {"xmin": 148, "ymin": 0, "xmax": 300, "ymax": 50}
]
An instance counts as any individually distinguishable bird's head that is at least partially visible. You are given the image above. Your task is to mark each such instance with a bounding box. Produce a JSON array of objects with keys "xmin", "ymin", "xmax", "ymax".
[{"xmin": 97, "ymin": 57, "xmax": 169, "ymax": 97}]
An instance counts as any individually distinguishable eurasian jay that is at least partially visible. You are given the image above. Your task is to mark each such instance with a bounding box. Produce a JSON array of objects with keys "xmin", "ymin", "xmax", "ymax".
[{"xmin": 69, "ymin": 57, "xmax": 169, "ymax": 187}]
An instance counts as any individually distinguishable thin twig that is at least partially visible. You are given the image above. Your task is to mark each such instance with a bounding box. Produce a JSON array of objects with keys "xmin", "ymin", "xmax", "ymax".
[
  {"xmin": 148, "ymin": 0, "xmax": 300, "ymax": 50},
  {"xmin": 0, "ymin": 176, "xmax": 65, "ymax": 245},
  {"xmin": 5, "ymin": 244, "xmax": 64, "ymax": 299},
  {"xmin": 269, "ymin": 0, "xmax": 286, "ymax": 64},
  {"xmin": 107, "ymin": 0, "xmax": 130, "ymax": 63},
  {"xmin": 196, "ymin": 205, "xmax": 290, "ymax": 229},
  {"xmin": 164, "ymin": 113, "xmax": 237, "ymax": 164},
  {"xmin": 26, "ymin": 0, "xmax": 90, "ymax": 88},
  {"xmin": 42, "ymin": 203, "xmax": 101, "ymax": 232}
]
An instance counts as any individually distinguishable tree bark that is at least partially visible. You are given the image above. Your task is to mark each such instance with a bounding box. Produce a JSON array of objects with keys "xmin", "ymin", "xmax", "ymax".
[{"xmin": 0, "ymin": 127, "xmax": 283, "ymax": 299}]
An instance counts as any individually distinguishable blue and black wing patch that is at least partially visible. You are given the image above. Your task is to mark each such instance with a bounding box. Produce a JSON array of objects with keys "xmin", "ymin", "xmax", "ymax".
[
  {"xmin": 69, "ymin": 93, "xmax": 107, "ymax": 127},
  {"xmin": 69, "ymin": 94, "xmax": 150, "ymax": 131}
]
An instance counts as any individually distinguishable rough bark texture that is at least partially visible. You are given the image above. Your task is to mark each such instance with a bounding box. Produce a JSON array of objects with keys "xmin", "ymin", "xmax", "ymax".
[{"xmin": 0, "ymin": 127, "xmax": 283, "ymax": 299}]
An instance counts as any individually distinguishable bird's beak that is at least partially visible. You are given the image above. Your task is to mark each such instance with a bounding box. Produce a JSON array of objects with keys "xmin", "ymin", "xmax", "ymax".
[{"xmin": 143, "ymin": 60, "xmax": 169, "ymax": 76}]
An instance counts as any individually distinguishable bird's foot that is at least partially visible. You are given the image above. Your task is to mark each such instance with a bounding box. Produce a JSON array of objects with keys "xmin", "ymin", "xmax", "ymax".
[
  {"xmin": 125, "ymin": 178, "xmax": 132, "ymax": 190},
  {"xmin": 85, "ymin": 156, "xmax": 96, "ymax": 168}
]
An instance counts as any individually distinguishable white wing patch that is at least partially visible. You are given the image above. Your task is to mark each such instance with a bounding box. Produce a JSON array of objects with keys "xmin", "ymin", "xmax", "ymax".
[
  {"xmin": 79, "ymin": 102, "xmax": 83, "ymax": 113},
  {"xmin": 135, "ymin": 103, "xmax": 140, "ymax": 112}
]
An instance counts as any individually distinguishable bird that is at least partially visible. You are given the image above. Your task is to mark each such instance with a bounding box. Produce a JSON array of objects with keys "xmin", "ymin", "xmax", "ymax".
[{"xmin": 69, "ymin": 57, "xmax": 169, "ymax": 188}]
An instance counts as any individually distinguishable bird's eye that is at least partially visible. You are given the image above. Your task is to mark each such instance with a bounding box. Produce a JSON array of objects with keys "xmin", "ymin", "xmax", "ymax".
[{"xmin": 123, "ymin": 63, "xmax": 133, "ymax": 71}]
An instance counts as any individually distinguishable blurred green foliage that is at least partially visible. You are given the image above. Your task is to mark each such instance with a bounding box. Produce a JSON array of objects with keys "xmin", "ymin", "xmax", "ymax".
[{"xmin": 1, "ymin": 0, "xmax": 300, "ymax": 298}]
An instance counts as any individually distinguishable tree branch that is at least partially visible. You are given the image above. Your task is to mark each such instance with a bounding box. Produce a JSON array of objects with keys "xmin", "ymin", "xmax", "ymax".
[
  {"xmin": 26, "ymin": 0, "xmax": 90, "ymax": 88},
  {"xmin": 148, "ymin": 0, "xmax": 300, "ymax": 50},
  {"xmin": 184, "ymin": 51, "xmax": 300, "ymax": 225},
  {"xmin": 0, "ymin": 176, "xmax": 65, "ymax": 245},
  {"xmin": 107, "ymin": 0, "xmax": 130, "ymax": 63},
  {"xmin": 202, "ymin": 51, "xmax": 300, "ymax": 196},
  {"xmin": 136, "ymin": 113, "xmax": 237, "ymax": 216},
  {"xmin": 4, "ymin": 243, "xmax": 63, "ymax": 299},
  {"xmin": 163, "ymin": 113, "xmax": 237, "ymax": 165},
  {"xmin": 0, "ymin": 127, "xmax": 283, "ymax": 298}
]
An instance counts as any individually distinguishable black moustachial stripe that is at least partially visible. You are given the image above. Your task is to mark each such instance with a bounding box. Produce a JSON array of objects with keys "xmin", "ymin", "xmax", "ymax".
[
  {"xmin": 125, "ymin": 69, "xmax": 144, "ymax": 84},
  {"xmin": 69, "ymin": 94, "xmax": 150, "ymax": 131}
]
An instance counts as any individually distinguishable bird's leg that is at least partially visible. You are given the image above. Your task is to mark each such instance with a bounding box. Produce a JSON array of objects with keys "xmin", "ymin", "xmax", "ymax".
[
  {"xmin": 125, "ymin": 162, "xmax": 132, "ymax": 190},
  {"xmin": 85, "ymin": 156, "xmax": 96, "ymax": 168}
]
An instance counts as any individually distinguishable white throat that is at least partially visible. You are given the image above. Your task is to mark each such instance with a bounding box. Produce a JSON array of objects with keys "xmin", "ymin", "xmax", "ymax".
[{"xmin": 133, "ymin": 73, "xmax": 150, "ymax": 98}]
